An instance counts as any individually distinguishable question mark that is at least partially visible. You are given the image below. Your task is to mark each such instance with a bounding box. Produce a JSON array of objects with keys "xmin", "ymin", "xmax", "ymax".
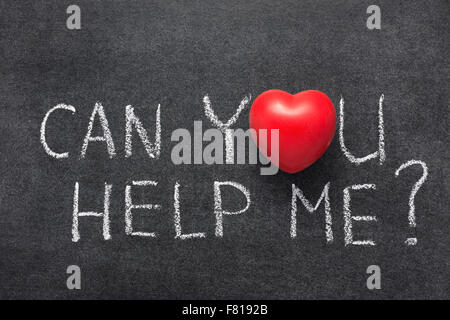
[{"xmin": 395, "ymin": 160, "xmax": 429, "ymax": 245}]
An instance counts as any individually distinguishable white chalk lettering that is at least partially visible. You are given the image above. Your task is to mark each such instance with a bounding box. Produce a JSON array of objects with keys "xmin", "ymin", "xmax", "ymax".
[
  {"xmin": 125, "ymin": 180, "xmax": 161, "ymax": 237},
  {"xmin": 343, "ymin": 184, "xmax": 377, "ymax": 246},
  {"xmin": 80, "ymin": 102, "xmax": 116, "ymax": 159},
  {"xmin": 214, "ymin": 181, "xmax": 251, "ymax": 237},
  {"xmin": 339, "ymin": 95, "xmax": 385, "ymax": 165},
  {"xmin": 72, "ymin": 182, "xmax": 112, "ymax": 242},
  {"xmin": 291, "ymin": 182, "xmax": 333, "ymax": 242}
]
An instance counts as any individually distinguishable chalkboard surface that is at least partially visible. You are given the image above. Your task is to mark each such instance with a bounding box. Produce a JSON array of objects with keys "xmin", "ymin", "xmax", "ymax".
[{"xmin": 0, "ymin": 0, "xmax": 448, "ymax": 299}]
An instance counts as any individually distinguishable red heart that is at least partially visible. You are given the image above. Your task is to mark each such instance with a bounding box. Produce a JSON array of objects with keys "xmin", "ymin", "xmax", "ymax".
[{"xmin": 249, "ymin": 90, "xmax": 336, "ymax": 173}]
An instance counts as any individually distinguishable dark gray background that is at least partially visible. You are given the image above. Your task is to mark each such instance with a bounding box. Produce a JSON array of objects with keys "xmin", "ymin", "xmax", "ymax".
[{"xmin": 0, "ymin": 0, "xmax": 448, "ymax": 299}]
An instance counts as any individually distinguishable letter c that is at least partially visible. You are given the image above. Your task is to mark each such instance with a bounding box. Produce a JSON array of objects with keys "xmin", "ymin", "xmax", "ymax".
[{"xmin": 40, "ymin": 104, "xmax": 76, "ymax": 159}]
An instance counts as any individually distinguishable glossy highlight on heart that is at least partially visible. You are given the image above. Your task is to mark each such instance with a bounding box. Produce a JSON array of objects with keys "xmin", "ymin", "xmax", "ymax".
[{"xmin": 249, "ymin": 90, "xmax": 336, "ymax": 173}]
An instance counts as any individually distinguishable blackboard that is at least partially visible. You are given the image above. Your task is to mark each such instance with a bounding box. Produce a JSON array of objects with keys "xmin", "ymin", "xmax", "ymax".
[{"xmin": 0, "ymin": 0, "xmax": 448, "ymax": 299}]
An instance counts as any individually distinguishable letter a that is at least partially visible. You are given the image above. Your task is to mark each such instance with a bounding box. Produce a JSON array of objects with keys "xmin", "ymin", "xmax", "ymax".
[
  {"xmin": 366, "ymin": 5, "xmax": 381, "ymax": 30},
  {"xmin": 66, "ymin": 5, "xmax": 81, "ymax": 30},
  {"xmin": 66, "ymin": 265, "xmax": 81, "ymax": 290},
  {"xmin": 366, "ymin": 265, "xmax": 381, "ymax": 290}
]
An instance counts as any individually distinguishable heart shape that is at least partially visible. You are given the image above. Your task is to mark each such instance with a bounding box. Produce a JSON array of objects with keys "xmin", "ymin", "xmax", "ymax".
[{"xmin": 249, "ymin": 90, "xmax": 336, "ymax": 173}]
